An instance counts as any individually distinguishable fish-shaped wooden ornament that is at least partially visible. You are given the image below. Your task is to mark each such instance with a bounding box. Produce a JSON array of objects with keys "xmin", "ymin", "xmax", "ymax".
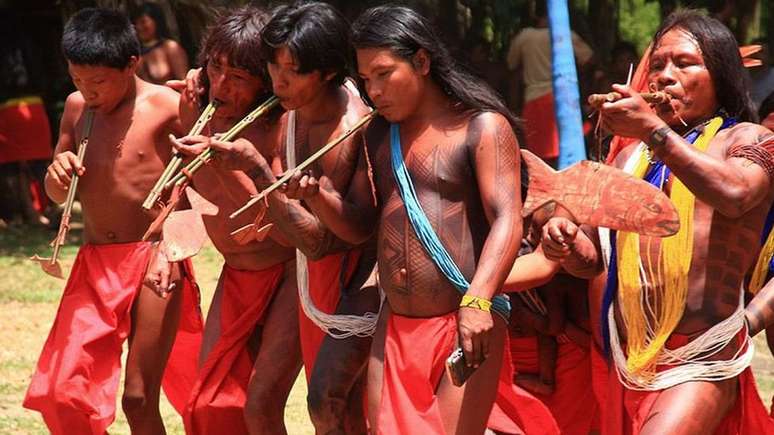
[
  {"xmin": 521, "ymin": 150, "xmax": 679, "ymax": 237},
  {"xmin": 230, "ymin": 203, "xmax": 273, "ymax": 245},
  {"xmin": 160, "ymin": 187, "xmax": 219, "ymax": 262}
]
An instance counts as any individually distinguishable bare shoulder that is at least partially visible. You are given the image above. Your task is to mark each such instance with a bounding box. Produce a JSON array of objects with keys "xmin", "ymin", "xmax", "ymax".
[
  {"xmin": 717, "ymin": 122, "xmax": 774, "ymax": 153},
  {"xmin": 469, "ymin": 111, "xmax": 517, "ymax": 148},
  {"xmin": 162, "ymin": 39, "xmax": 184, "ymax": 54},
  {"xmin": 142, "ymin": 82, "xmax": 180, "ymax": 116},
  {"xmin": 65, "ymin": 90, "xmax": 85, "ymax": 107}
]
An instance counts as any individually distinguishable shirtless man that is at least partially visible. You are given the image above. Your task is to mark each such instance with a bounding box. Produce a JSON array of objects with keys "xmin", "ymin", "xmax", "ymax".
[
  {"xmin": 151, "ymin": 7, "xmax": 301, "ymax": 435},
  {"xmin": 23, "ymin": 8, "xmax": 199, "ymax": 435},
  {"xmin": 174, "ymin": 3, "xmax": 378, "ymax": 433},
  {"xmin": 285, "ymin": 6, "xmax": 529, "ymax": 434},
  {"xmin": 542, "ymin": 10, "xmax": 774, "ymax": 434}
]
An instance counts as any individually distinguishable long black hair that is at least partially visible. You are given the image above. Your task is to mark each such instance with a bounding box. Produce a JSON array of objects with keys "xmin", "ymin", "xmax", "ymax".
[
  {"xmin": 261, "ymin": 2, "xmax": 353, "ymax": 87},
  {"xmin": 351, "ymin": 5, "xmax": 520, "ymax": 130},
  {"xmin": 652, "ymin": 10, "xmax": 758, "ymax": 123}
]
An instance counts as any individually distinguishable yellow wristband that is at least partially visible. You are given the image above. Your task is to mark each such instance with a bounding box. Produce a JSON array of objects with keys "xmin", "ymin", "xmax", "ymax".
[{"xmin": 460, "ymin": 294, "xmax": 492, "ymax": 312}]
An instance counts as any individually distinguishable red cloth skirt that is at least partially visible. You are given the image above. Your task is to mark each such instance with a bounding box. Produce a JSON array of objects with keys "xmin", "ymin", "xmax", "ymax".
[
  {"xmin": 0, "ymin": 96, "xmax": 52, "ymax": 163},
  {"xmin": 184, "ymin": 263, "xmax": 285, "ymax": 435},
  {"xmin": 378, "ymin": 311, "xmax": 559, "ymax": 435},
  {"xmin": 509, "ymin": 336, "xmax": 598, "ymax": 435},
  {"xmin": 603, "ymin": 333, "xmax": 774, "ymax": 434},
  {"xmin": 522, "ymin": 92, "xmax": 559, "ymax": 160},
  {"xmin": 299, "ymin": 249, "xmax": 360, "ymax": 380},
  {"xmin": 23, "ymin": 242, "xmax": 203, "ymax": 435}
]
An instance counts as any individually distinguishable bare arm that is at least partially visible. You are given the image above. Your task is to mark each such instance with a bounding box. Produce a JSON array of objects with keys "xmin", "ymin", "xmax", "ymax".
[
  {"xmin": 466, "ymin": 113, "xmax": 523, "ymax": 301},
  {"xmin": 502, "ymin": 244, "xmax": 561, "ymax": 292},
  {"xmin": 652, "ymin": 126, "xmax": 774, "ymax": 218},
  {"xmin": 293, "ymin": 131, "xmax": 379, "ymax": 245},
  {"xmin": 542, "ymin": 219, "xmax": 603, "ymax": 279},
  {"xmin": 45, "ymin": 93, "xmax": 83, "ymax": 204},
  {"xmin": 601, "ymin": 84, "xmax": 774, "ymax": 218},
  {"xmin": 746, "ymin": 276, "xmax": 774, "ymax": 336},
  {"xmin": 263, "ymin": 133, "xmax": 361, "ymax": 259}
]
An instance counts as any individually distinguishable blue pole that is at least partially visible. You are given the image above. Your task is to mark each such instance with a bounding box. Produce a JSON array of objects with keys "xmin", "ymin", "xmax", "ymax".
[{"xmin": 547, "ymin": 0, "xmax": 587, "ymax": 168}]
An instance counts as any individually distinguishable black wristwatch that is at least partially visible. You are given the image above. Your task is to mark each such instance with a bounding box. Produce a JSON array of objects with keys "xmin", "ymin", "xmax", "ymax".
[{"xmin": 648, "ymin": 125, "xmax": 671, "ymax": 149}]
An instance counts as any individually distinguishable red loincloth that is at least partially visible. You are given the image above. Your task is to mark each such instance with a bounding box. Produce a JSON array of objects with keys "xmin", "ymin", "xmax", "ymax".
[
  {"xmin": 0, "ymin": 96, "xmax": 52, "ymax": 164},
  {"xmin": 603, "ymin": 333, "xmax": 774, "ymax": 435},
  {"xmin": 522, "ymin": 92, "xmax": 559, "ymax": 160},
  {"xmin": 590, "ymin": 343, "xmax": 608, "ymax": 431},
  {"xmin": 509, "ymin": 336, "xmax": 597, "ymax": 435},
  {"xmin": 378, "ymin": 311, "xmax": 559, "ymax": 435},
  {"xmin": 23, "ymin": 242, "xmax": 203, "ymax": 435},
  {"xmin": 299, "ymin": 249, "xmax": 360, "ymax": 380},
  {"xmin": 184, "ymin": 263, "xmax": 285, "ymax": 435}
]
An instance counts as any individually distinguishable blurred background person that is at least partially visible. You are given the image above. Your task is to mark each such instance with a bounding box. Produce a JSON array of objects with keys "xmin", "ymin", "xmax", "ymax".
[{"xmin": 131, "ymin": 2, "xmax": 188, "ymax": 84}]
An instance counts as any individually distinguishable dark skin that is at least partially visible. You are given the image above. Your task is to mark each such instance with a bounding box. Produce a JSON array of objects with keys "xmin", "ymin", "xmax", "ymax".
[
  {"xmin": 158, "ymin": 57, "xmax": 302, "ymax": 435},
  {"xmin": 284, "ymin": 48, "xmax": 522, "ymax": 434},
  {"xmin": 173, "ymin": 45, "xmax": 378, "ymax": 434},
  {"xmin": 46, "ymin": 59, "xmax": 185, "ymax": 435},
  {"xmin": 509, "ymin": 271, "xmax": 592, "ymax": 396},
  {"xmin": 542, "ymin": 28, "xmax": 774, "ymax": 434}
]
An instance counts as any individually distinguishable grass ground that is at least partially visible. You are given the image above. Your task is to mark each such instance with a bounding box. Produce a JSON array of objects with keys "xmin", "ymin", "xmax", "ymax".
[{"xmin": 2, "ymin": 222, "xmax": 773, "ymax": 434}]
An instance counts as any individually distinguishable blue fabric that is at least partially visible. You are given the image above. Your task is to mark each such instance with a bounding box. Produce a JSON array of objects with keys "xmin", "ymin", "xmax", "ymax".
[
  {"xmin": 389, "ymin": 124, "xmax": 511, "ymax": 319},
  {"xmin": 600, "ymin": 117, "xmax": 736, "ymax": 355}
]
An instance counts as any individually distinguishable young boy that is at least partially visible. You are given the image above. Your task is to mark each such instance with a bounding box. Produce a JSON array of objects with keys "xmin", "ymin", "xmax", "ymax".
[{"xmin": 23, "ymin": 8, "xmax": 201, "ymax": 435}]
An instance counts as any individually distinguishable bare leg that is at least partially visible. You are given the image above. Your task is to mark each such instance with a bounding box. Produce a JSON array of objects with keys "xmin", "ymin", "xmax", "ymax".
[
  {"xmin": 123, "ymin": 265, "xmax": 184, "ymax": 435},
  {"xmin": 366, "ymin": 303, "xmax": 391, "ymax": 434},
  {"xmin": 244, "ymin": 264, "xmax": 303, "ymax": 435},
  {"xmin": 307, "ymin": 285, "xmax": 379, "ymax": 434},
  {"xmin": 436, "ymin": 316, "xmax": 508, "ymax": 435},
  {"xmin": 198, "ymin": 271, "xmax": 224, "ymax": 368},
  {"xmin": 639, "ymin": 377, "xmax": 738, "ymax": 435}
]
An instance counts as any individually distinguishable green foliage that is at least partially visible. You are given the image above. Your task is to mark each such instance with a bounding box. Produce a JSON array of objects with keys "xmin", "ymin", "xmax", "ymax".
[{"xmin": 619, "ymin": 0, "xmax": 662, "ymax": 54}]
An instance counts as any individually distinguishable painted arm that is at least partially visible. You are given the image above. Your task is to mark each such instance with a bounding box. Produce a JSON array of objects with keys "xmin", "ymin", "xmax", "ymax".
[
  {"xmin": 601, "ymin": 84, "xmax": 774, "ymax": 218},
  {"xmin": 262, "ymin": 134, "xmax": 362, "ymax": 259},
  {"xmin": 466, "ymin": 113, "xmax": 523, "ymax": 301},
  {"xmin": 290, "ymin": 132, "xmax": 379, "ymax": 245},
  {"xmin": 746, "ymin": 276, "xmax": 774, "ymax": 336}
]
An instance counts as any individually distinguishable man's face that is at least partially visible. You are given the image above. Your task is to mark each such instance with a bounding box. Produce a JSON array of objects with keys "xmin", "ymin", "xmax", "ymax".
[
  {"xmin": 206, "ymin": 53, "xmax": 264, "ymax": 118},
  {"xmin": 68, "ymin": 60, "xmax": 136, "ymax": 114},
  {"xmin": 356, "ymin": 48, "xmax": 425, "ymax": 123},
  {"xmin": 267, "ymin": 45, "xmax": 329, "ymax": 111},
  {"xmin": 648, "ymin": 28, "xmax": 719, "ymax": 128}
]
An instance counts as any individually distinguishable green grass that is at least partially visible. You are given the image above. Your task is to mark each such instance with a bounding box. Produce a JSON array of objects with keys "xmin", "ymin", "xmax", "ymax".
[{"xmin": 0, "ymin": 222, "xmax": 314, "ymax": 434}]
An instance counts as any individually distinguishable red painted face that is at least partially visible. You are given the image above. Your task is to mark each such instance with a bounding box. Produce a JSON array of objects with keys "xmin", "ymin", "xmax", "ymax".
[
  {"xmin": 647, "ymin": 28, "xmax": 719, "ymax": 128},
  {"xmin": 267, "ymin": 46, "xmax": 331, "ymax": 111},
  {"xmin": 206, "ymin": 53, "xmax": 265, "ymax": 119},
  {"xmin": 356, "ymin": 48, "xmax": 426, "ymax": 123},
  {"xmin": 68, "ymin": 61, "xmax": 137, "ymax": 114}
]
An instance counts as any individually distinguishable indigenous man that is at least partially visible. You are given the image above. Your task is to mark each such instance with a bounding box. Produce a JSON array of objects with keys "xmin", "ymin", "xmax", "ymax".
[
  {"xmin": 542, "ymin": 10, "xmax": 774, "ymax": 434},
  {"xmin": 23, "ymin": 8, "xmax": 201, "ymax": 435},
  {"xmin": 151, "ymin": 7, "xmax": 301, "ymax": 434},
  {"xmin": 283, "ymin": 6, "xmax": 553, "ymax": 434},
  {"xmin": 174, "ymin": 3, "xmax": 379, "ymax": 433},
  {"xmin": 259, "ymin": 3, "xmax": 378, "ymax": 434}
]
